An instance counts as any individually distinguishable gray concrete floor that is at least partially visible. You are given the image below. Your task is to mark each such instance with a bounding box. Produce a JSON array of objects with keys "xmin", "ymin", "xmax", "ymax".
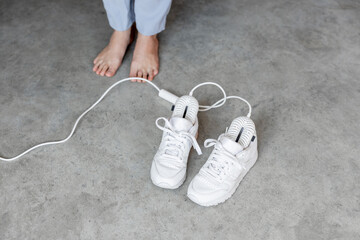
[{"xmin": 1, "ymin": 0, "xmax": 359, "ymax": 239}]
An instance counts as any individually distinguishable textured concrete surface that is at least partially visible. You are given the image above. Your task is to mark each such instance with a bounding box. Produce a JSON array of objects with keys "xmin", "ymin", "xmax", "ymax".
[{"xmin": 1, "ymin": 0, "xmax": 360, "ymax": 239}]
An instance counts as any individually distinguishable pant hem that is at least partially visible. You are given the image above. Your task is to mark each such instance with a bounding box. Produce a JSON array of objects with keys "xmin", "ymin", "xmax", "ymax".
[
  {"xmin": 136, "ymin": 26, "xmax": 165, "ymax": 36},
  {"xmin": 109, "ymin": 20, "xmax": 135, "ymax": 32}
]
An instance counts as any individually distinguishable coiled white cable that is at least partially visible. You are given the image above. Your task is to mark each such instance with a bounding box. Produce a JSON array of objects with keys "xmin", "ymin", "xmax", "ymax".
[
  {"xmin": 225, "ymin": 96, "xmax": 252, "ymax": 118},
  {"xmin": 0, "ymin": 77, "xmax": 252, "ymax": 162},
  {"xmin": 204, "ymin": 95, "xmax": 252, "ymax": 118},
  {"xmin": 189, "ymin": 82, "xmax": 227, "ymax": 111},
  {"xmin": 189, "ymin": 82, "xmax": 251, "ymax": 117}
]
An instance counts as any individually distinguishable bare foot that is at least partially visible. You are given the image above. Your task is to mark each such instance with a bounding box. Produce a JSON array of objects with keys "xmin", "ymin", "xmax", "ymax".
[
  {"xmin": 129, "ymin": 33, "xmax": 159, "ymax": 82},
  {"xmin": 93, "ymin": 27, "xmax": 134, "ymax": 77}
]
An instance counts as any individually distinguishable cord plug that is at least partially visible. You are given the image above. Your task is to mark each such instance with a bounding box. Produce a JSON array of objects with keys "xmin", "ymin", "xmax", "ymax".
[{"xmin": 158, "ymin": 89, "xmax": 179, "ymax": 104}]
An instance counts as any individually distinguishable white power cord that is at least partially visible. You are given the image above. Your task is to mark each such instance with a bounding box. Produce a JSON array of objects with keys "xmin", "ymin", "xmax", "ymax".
[
  {"xmin": 225, "ymin": 96, "xmax": 252, "ymax": 118},
  {"xmin": 188, "ymin": 82, "xmax": 252, "ymax": 117},
  {"xmin": 189, "ymin": 82, "xmax": 227, "ymax": 111},
  {"xmin": 1, "ymin": 77, "xmax": 157, "ymax": 162},
  {"xmin": 0, "ymin": 77, "xmax": 252, "ymax": 162},
  {"xmin": 202, "ymin": 95, "xmax": 252, "ymax": 118}
]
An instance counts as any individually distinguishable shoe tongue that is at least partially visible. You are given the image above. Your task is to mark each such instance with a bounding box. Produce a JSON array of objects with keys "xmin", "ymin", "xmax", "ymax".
[
  {"xmin": 169, "ymin": 117, "xmax": 193, "ymax": 132},
  {"xmin": 219, "ymin": 136, "xmax": 244, "ymax": 155}
]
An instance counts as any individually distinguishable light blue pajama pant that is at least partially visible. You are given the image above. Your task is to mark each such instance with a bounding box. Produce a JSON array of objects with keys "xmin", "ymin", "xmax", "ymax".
[{"xmin": 103, "ymin": 0, "xmax": 172, "ymax": 36}]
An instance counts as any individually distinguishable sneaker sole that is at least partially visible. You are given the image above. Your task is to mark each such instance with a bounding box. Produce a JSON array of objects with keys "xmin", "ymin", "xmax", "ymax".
[{"xmin": 151, "ymin": 175, "xmax": 186, "ymax": 190}]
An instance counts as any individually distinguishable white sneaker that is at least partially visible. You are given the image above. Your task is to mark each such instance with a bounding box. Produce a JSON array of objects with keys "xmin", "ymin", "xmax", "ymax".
[
  {"xmin": 187, "ymin": 116, "xmax": 258, "ymax": 206},
  {"xmin": 151, "ymin": 96, "xmax": 202, "ymax": 189}
]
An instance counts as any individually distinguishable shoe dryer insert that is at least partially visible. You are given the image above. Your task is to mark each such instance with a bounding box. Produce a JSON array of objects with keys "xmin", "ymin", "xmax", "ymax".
[
  {"xmin": 172, "ymin": 95, "xmax": 199, "ymax": 123},
  {"xmin": 226, "ymin": 116, "xmax": 256, "ymax": 146}
]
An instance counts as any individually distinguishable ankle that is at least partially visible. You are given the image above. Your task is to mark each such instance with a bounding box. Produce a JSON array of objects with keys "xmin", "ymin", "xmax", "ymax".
[
  {"xmin": 137, "ymin": 32, "xmax": 157, "ymax": 41},
  {"xmin": 109, "ymin": 29, "xmax": 132, "ymax": 45}
]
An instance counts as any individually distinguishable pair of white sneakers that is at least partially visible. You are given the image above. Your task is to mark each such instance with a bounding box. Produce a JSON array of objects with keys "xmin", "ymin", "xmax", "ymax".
[{"xmin": 151, "ymin": 95, "xmax": 258, "ymax": 207}]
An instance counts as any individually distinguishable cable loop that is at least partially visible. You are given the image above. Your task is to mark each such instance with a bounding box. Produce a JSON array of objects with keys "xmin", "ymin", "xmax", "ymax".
[{"xmin": 189, "ymin": 82, "xmax": 227, "ymax": 111}]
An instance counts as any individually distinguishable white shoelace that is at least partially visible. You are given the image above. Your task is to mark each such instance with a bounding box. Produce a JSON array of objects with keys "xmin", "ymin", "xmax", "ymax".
[
  {"xmin": 201, "ymin": 135, "xmax": 242, "ymax": 182},
  {"xmin": 155, "ymin": 117, "xmax": 202, "ymax": 168}
]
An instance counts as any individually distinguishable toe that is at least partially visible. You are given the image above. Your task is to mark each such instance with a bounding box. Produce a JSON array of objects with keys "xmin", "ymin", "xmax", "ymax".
[
  {"xmin": 148, "ymin": 70, "xmax": 154, "ymax": 81},
  {"xmin": 141, "ymin": 70, "xmax": 148, "ymax": 82},
  {"xmin": 105, "ymin": 66, "xmax": 116, "ymax": 77},
  {"xmin": 93, "ymin": 60, "xmax": 102, "ymax": 72},
  {"xmin": 136, "ymin": 70, "xmax": 143, "ymax": 82},
  {"xmin": 153, "ymin": 68, "xmax": 159, "ymax": 76},
  {"xmin": 140, "ymin": 70, "xmax": 148, "ymax": 82},
  {"xmin": 100, "ymin": 64, "xmax": 109, "ymax": 76},
  {"xmin": 142, "ymin": 71, "xmax": 150, "ymax": 83},
  {"xmin": 94, "ymin": 61, "xmax": 104, "ymax": 73},
  {"xmin": 95, "ymin": 64, "xmax": 102, "ymax": 75},
  {"xmin": 96, "ymin": 63, "xmax": 106, "ymax": 75},
  {"xmin": 129, "ymin": 66, "xmax": 137, "ymax": 82}
]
